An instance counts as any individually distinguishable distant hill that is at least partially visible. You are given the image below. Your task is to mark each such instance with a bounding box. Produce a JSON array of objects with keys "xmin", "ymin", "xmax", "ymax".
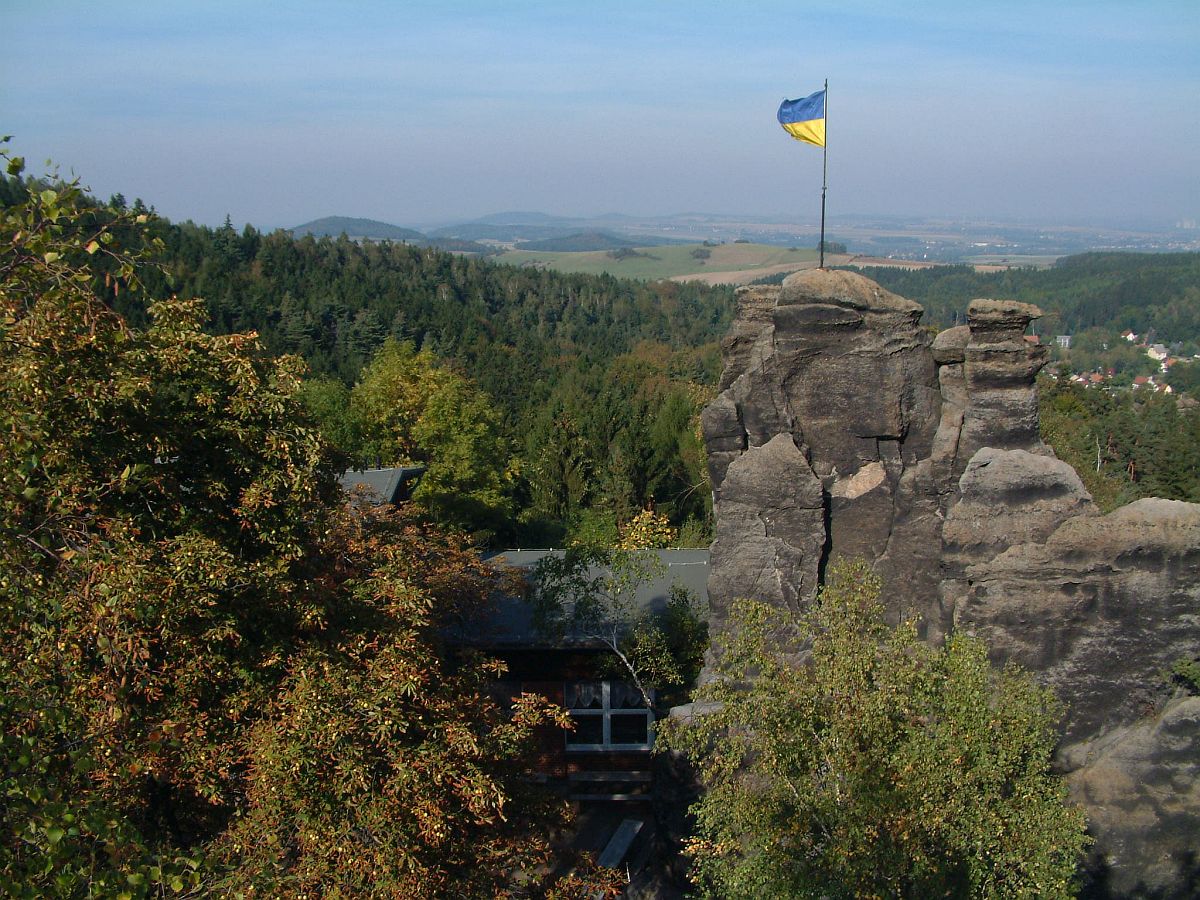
[
  {"xmin": 424, "ymin": 237, "xmax": 495, "ymax": 254},
  {"xmin": 472, "ymin": 211, "xmax": 580, "ymax": 226},
  {"xmin": 519, "ymin": 231, "xmax": 642, "ymax": 252},
  {"xmin": 291, "ymin": 216, "xmax": 426, "ymax": 242},
  {"xmin": 428, "ymin": 222, "xmax": 580, "ymax": 243},
  {"xmin": 431, "ymin": 214, "xmax": 702, "ymax": 247},
  {"xmin": 498, "ymin": 241, "xmax": 815, "ymax": 282}
]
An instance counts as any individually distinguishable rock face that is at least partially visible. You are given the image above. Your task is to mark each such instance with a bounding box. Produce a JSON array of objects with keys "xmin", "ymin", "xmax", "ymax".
[
  {"xmin": 954, "ymin": 498, "xmax": 1200, "ymax": 743},
  {"xmin": 706, "ymin": 434, "xmax": 825, "ymax": 632},
  {"xmin": 702, "ymin": 268, "xmax": 943, "ymax": 630},
  {"xmin": 1065, "ymin": 698, "xmax": 1200, "ymax": 897},
  {"xmin": 702, "ymin": 268, "xmax": 1200, "ymax": 895}
]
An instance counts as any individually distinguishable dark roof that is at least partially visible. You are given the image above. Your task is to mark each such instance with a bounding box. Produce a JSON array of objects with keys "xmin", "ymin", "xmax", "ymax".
[
  {"xmin": 337, "ymin": 466, "xmax": 424, "ymax": 504},
  {"xmin": 467, "ymin": 549, "xmax": 710, "ymax": 648}
]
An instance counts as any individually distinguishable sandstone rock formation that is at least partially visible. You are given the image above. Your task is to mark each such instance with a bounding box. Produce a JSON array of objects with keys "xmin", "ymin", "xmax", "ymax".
[
  {"xmin": 701, "ymin": 268, "xmax": 943, "ymax": 630},
  {"xmin": 1065, "ymin": 697, "xmax": 1200, "ymax": 896},
  {"xmin": 706, "ymin": 434, "xmax": 824, "ymax": 627},
  {"xmin": 953, "ymin": 497, "xmax": 1200, "ymax": 743},
  {"xmin": 702, "ymin": 267, "xmax": 1200, "ymax": 896}
]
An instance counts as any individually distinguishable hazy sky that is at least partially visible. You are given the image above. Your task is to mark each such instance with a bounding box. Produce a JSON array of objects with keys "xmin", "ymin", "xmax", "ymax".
[{"xmin": 3, "ymin": 1, "xmax": 1197, "ymax": 229}]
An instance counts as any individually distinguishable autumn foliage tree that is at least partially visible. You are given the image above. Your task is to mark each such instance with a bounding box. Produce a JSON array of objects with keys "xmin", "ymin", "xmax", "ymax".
[{"xmin": 0, "ymin": 149, "xmax": 575, "ymax": 897}]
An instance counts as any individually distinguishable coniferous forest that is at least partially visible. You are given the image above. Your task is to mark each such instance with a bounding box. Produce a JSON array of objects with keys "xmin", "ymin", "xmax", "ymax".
[
  {"xmin": 121, "ymin": 206, "xmax": 731, "ymax": 546},
  {"xmin": 853, "ymin": 254, "xmax": 1200, "ymax": 339}
]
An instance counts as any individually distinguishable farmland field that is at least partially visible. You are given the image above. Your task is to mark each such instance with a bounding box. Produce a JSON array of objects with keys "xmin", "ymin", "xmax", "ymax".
[{"xmin": 496, "ymin": 242, "xmax": 819, "ymax": 281}]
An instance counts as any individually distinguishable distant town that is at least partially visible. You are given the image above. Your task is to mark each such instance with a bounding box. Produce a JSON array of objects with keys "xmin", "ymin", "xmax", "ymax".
[{"xmin": 1049, "ymin": 328, "xmax": 1192, "ymax": 391}]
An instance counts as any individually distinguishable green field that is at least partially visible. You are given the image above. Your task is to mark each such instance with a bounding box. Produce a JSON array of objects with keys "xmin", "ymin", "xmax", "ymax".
[{"xmin": 497, "ymin": 242, "xmax": 818, "ymax": 280}]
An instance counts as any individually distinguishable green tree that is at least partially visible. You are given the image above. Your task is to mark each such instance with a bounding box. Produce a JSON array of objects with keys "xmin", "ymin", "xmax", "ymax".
[
  {"xmin": 525, "ymin": 411, "xmax": 592, "ymax": 527},
  {"xmin": 350, "ymin": 339, "xmax": 515, "ymax": 541},
  {"xmin": 298, "ymin": 374, "xmax": 359, "ymax": 462},
  {"xmin": 660, "ymin": 560, "xmax": 1090, "ymax": 899},
  {"xmin": 1040, "ymin": 377, "xmax": 1200, "ymax": 508},
  {"xmin": 1038, "ymin": 378, "xmax": 1135, "ymax": 511}
]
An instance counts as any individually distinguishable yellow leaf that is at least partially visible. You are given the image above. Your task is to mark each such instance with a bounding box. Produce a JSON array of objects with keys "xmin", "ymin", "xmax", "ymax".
[{"xmin": 86, "ymin": 241, "xmax": 100, "ymax": 255}]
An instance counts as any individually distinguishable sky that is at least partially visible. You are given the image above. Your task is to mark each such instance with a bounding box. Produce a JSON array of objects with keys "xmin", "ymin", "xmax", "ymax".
[{"xmin": 3, "ymin": 1, "xmax": 1198, "ymax": 230}]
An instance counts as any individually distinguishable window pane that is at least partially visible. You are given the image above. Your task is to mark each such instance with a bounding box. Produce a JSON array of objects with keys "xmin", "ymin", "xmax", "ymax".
[
  {"xmin": 609, "ymin": 682, "xmax": 646, "ymax": 709},
  {"xmin": 610, "ymin": 713, "xmax": 649, "ymax": 745},
  {"xmin": 566, "ymin": 714, "xmax": 604, "ymax": 745},
  {"xmin": 567, "ymin": 682, "xmax": 603, "ymax": 709}
]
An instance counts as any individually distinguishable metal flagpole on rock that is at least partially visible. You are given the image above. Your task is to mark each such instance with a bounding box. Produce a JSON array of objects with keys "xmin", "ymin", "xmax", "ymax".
[{"xmin": 819, "ymin": 78, "xmax": 828, "ymax": 269}]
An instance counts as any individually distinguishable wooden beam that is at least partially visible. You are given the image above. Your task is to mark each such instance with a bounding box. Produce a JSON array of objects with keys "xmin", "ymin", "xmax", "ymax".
[{"xmin": 597, "ymin": 818, "xmax": 645, "ymax": 869}]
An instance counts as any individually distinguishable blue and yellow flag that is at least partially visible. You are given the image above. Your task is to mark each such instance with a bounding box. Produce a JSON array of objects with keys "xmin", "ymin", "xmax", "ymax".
[{"xmin": 778, "ymin": 90, "xmax": 826, "ymax": 147}]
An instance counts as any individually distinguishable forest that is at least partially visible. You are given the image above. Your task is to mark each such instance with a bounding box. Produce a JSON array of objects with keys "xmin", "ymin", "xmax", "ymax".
[
  {"xmin": 1039, "ymin": 378, "xmax": 1200, "ymax": 510},
  {"xmin": 0, "ymin": 161, "xmax": 645, "ymax": 896},
  {"xmin": 857, "ymin": 253, "xmax": 1200, "ymax": 340},
  {"xmin": 3, "ymin": 154, "xmax": 1181, "ymax": 897},
  {"xmin": 112, "ymin": 207, "xmax": 1200, "ymax": 542},
  {"xmin": 8, "ymin": 165, "xmax": 1200, "ymax": 546},
  {"xmin": 122, "ymin": 211, "xmax": 730, "ymax": 546}
]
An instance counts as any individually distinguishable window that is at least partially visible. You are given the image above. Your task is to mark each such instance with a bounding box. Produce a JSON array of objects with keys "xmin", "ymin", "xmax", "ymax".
[{"xmin": 564, "ymin": 680, "xmax": 654, "ymax": 751}]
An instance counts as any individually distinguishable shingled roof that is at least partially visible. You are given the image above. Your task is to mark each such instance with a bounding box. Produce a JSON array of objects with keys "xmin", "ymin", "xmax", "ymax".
[{"xmin": 464, "ymin": 548, "xmax": 710, "ymax": 648}]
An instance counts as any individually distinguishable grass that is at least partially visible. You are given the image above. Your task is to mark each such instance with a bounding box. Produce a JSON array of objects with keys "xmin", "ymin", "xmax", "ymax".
[{"xmin": 496, "ymin": 242, "xmax": 818, "ymax": 280}]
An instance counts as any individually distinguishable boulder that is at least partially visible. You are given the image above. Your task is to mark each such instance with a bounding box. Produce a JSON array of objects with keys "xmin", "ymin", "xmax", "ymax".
[
  {"xmin": 930, "ymin": 324, "xmax": 969, "ymax": 364},
  {"xmin": 942, "ymin": 447, "xmax": 1097, "ymax": 569}
]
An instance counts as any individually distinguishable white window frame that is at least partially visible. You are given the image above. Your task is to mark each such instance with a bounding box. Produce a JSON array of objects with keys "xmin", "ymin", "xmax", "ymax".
[{"xmin": 564, "ymin": 680, "xmax": 654, "ymax": 752}]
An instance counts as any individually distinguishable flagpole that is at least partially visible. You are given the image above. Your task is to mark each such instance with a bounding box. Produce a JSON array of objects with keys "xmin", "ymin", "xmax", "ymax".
[{"xmin": 819, "ymin": 78, "xmax": 828, "ymax": 269}]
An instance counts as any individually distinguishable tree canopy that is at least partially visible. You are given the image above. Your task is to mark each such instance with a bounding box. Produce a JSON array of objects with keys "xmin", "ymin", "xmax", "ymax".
[
  {"xmin": 70, "ymin": 197, "xmax": 731, "ymax": 546},
  {"xmin": 660, "ymin": 560, "xmax": 1090, "ymax": 899},
  {"xmin": 1040, "ymin": 376, "xmax": 1200, "ymax": 511},
  {"xmin": 345, "ymin": 338, "xmax": 515, "ymax": 540},
  {"xmin": 858, "ymin": 253, "xmax": 1200, "ymax": 340}
]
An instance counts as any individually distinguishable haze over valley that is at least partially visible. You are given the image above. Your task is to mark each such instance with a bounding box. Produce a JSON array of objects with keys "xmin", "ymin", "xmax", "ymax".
[{"xmin": 291, "ymin": 208, "xmax": 1200, "ymax": 279}]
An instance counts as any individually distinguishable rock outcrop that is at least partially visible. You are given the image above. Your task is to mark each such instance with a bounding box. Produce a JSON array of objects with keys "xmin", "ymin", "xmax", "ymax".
[
  {"xmin": 702, "ymin": 268, "xmax": 1200, "ymax": 895},
  {"xmin": 956, "ymin": 300, "xmax": 1050, "ymax": 471},
  {"xmin": 954, "ymin": 497, "xmax": 1200, "ymax": 742},
  {"xmin": 702, "ymin": 268, "xmax": 944, "ymax": 630},
  {"xmin": 706, "ymin": 434, "xmax": 825, "ymax": 630}
]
